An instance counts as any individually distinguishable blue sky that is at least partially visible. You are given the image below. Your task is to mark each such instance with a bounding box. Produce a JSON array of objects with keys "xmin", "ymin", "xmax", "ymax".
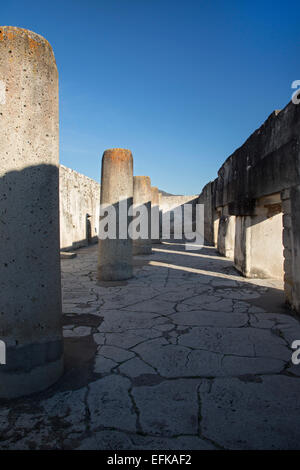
[{"xmin": 2, "ymin": 0, "xmax": 298, "ymax": 194}]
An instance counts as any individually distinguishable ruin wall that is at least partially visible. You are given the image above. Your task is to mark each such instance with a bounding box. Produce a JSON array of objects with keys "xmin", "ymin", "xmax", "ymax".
[
  {"xmin": 59, "ymin": 165, "xmax": 100, "ymax": 251},
  {"xmin": 198, "ymin": 99, "xmax": 300, "ymax": 311}
]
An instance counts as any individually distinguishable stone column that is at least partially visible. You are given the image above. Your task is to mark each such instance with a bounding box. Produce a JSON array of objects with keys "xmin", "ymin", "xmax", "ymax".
[
  {"xmin": 151, "ymin": 186, "xmax": 161, "ymax": 244},
  {"xmin": 133, "ymin": 176, "xmax": 152, "ymax": 255},
  {"xmin": 98, "ymin": 148, "xmax": 133, "ymax": 280},
  {"xmin": 0, "ymin": 27, "xmax": 63, "ymax": 398},
  {"xmin": 158, "ymin": 191, "xmax": 163, "ymax": 240}
]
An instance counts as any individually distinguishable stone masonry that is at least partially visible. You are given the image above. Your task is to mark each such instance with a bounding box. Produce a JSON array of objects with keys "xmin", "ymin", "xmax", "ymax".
[
  {"xmin": 198, "ymin": 102, "xmax": 300, "ymax": 313},
  {"xmin": 1, "ymin": 26, "xmax": 300, "ymax": 449}
]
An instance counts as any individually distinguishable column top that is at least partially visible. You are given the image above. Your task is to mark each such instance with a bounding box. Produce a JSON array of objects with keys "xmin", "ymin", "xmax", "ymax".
[
  {"xmin": 0, "ymin": 26, "xmax": 51, "ymax": 48},
  {"xmin": 102, "ymin": 148, "xmax": 133, "ymax": 163}
]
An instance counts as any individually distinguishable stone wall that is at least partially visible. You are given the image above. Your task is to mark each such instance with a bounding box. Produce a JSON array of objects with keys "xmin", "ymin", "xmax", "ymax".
[
  {"xmin": 59, "ymin": 165, "xmax": 100, "ymax": 251},
  {"xmin": 59, "ymin": 171, "xmax": 199, "ymax": 251},
  {"xmin": 58, "ymin": 98, "xmax": 300, "ymax": 312},
  {"xmin": 198, "ymin": 100, "xmax": 300, "ymax": 311},
  {"xmin": 158, "ymin": 194, "xmax": 198, "ymax": 237}
]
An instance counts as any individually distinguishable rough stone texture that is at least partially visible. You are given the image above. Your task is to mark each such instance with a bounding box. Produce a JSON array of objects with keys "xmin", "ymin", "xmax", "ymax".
[
  {"xmin": 133, "ymin": 176, "xmax": 152, "ymax": 255},
  {"xmin": 215, "ymin": 105, "xmax": 300, "ymax": 210},
  {"xmin": 198, "ymin": 100, "xmax": 300, "ymax": 311},
  {"xmin": 199, "ymin": 375, "xmax": 300, "ymax": 449},
  {"xmin": 233, "ymin": 194, "xmax": 284, "ymax": 279},
  {"xmin": 159, "ymin": 194, "xmax": 198, "ymax": 239},
  {"xmin": 198, "ymin": 181, "xmax": 215, "ymax": 245},
  {"xmin": 97, "ymin": 149, "xmax": 133, "ymax": 281},
  {"xmin": 285, "ymin": 185, "xmax": 300, "ymax": 311},
  {"xmin": 0, "ymin": 26, "xmax": 63, "ymax": 398},
  {"xmin": 1, "ymin": 241, "xmax": 300, "ymax": 449},
  {"xmin": 217, "ymin": 213, "xmax": 235, "ymax": 259},
  {"xmin": 59, "ymin": 165, "xmax": 100, "ymax": 251}
]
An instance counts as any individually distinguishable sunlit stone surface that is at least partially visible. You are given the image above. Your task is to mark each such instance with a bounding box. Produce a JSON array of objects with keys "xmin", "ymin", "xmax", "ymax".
[{"xmin": 1, "ymin": 242, "xmax": 299, "ymax": 449}]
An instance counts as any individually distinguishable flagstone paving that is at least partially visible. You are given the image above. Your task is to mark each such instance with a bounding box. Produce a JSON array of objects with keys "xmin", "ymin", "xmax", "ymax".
[{"xmin": 1, "ymin": 242, "xmax": 300, "ymax": 450}]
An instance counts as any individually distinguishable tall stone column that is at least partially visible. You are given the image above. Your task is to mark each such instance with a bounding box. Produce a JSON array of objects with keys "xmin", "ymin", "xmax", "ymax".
[
  {"xmin": 0, "ymin": 27, "xmax": 63, "ymax": 398},
  {"xmin": 98, "ymin": 148, "xmax": 133, "ymax": 281},
  {"xmin": 151, "ymin": 186, "xmax": 161, "ymax": 244},
  {"xmin": 133, "ymin": 176, "xmax": 152, "ymax": 255}
]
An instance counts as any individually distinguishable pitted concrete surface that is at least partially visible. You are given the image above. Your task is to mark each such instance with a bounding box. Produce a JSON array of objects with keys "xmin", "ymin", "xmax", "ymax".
[{"xmin": 1, "ymin": 242, "xmax": 300, "ymax": 449}]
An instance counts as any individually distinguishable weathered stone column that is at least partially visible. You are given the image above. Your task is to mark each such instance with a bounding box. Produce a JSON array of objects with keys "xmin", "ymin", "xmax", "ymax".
[
  {"xmin": 0, "ymin": 27, "xmax": 63, "ymax": 398},
  {"xmin": 133, "ymin": 176, "xmax": 152, "ymax": 254},
  {"xmin": 151, "ymin": 186, "xmax": 161, "ymax": 244},
  {"xmin": 158, "ymin": 191, "xmax": 163, "ymax": 239},
  {"xmin": 98, "ymin": 148, "xmax": 133, "ymax": 280}
]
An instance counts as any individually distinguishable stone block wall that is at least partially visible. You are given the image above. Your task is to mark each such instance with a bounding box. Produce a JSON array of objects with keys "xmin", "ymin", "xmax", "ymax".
[
  {"xmin": 233, "ymin": 195, "xmax": 284, "ymax": 279},
  {"xmin": 59, "ymin": 165, "xmax": 100, "ymax": 251},
  {"xmin": 198, "ymin": 181, "xmax": 216, "ymax": 245},
  {"xmin": 58, "ymin": 171, "xmax": 198, "ymax": 251},
  {"xmin": 158, "ymin": 194, "xmax": 198, "ymax": 238},
  {"xmin": 198, "ymin": 99, "xmax": 300, "ymax": 311}
]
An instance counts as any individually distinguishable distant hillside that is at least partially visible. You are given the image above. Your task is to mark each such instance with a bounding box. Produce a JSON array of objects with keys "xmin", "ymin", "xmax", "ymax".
[{"xmin": 158, "ymin": 189, "xmax": 181, "ymax": 197}]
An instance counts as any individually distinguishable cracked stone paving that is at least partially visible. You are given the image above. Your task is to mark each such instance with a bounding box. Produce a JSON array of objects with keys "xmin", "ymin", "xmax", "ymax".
[{"xmin": 1, "ymin": 241, "xmax": 300, "ymax": 450}]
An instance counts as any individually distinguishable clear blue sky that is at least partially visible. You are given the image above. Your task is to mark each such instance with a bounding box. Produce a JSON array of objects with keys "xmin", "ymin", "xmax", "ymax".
[{"xmin": 2, "ymin": 0, "xmax": 298, "ymax": 194}]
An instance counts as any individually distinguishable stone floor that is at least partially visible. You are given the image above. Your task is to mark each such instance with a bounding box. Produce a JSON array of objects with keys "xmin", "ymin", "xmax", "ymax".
[{"xmin": 1, "ymin": 241, "xmax": 300, "ymax": 450}]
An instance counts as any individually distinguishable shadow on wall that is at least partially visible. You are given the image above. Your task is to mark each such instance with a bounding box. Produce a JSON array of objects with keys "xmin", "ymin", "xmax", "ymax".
[
  {"xmin": 214, "ymin": 192, "xmax": 284, "ymax": 281},
  {"xmin": 61, "ymin": 195, "xmax": 201, "ymax": 253},
  {"xmin": 86, "ymin": 213, "xmax": 92, "ymax": 245},
  {"xmin": 159, "ymin": 196, "xmax": 199, "ymax": 240},
  {"xmin": 234, "ymin": 211, "xmax": 284, "ymax": 280},
  {"xmin": 63, "ymin": 213, "xmax": 98, "ymax": 251},
  {"xmin": 59, "ymin": 165, "xmax": 100, "ymax": 252}
]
